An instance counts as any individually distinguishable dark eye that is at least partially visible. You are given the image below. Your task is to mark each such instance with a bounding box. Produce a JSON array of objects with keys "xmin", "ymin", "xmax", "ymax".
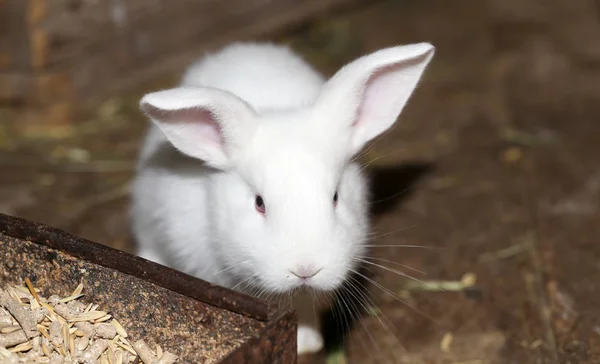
[
  {"xmin": 333, "ymin": 191, "xmax": 339, "ymax": 206},
  {"xmin": 255, "ymin": 195, "xmax": 266, "ymax": 215}
]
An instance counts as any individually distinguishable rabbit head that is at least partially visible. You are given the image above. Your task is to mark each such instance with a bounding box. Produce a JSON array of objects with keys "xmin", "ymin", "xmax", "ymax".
[{"xmin": 139, "ymin": 43, "xmax": 435, "ymax": 294}]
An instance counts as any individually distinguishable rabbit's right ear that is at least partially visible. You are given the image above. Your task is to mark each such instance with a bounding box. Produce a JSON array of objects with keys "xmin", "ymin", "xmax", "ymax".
[
  {"xmin": 140, "ymin": 87, "xmax": 258, "ymax": 169},
  {"xmin": 313, "ymin": 43, "xmax": 435, "ymax": 157}
]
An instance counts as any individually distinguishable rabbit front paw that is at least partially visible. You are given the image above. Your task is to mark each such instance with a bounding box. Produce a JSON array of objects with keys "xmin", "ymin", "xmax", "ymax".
[{"xmin": 297, "ymin": 324, "xmax": 324, "ymax": 354}]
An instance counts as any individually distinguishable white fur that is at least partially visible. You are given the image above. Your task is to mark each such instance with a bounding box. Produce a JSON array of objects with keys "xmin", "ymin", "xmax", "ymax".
[{"xmin": 131, "ymin": 41, "xmax": 434, "ymax": 354}]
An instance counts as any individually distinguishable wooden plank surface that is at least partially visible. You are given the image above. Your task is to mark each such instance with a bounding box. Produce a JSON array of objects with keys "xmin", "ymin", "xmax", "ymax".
[
  {"xmin": 2, "ymin": 0, "xmax": 362, "ymax": 123},
  {"xmin": 0, "ymin": 0, "xmax": 31, "ymax": 71},
  {"xmin": 74, "ymin": 0, "xmax": 364, "ymax": 109}
]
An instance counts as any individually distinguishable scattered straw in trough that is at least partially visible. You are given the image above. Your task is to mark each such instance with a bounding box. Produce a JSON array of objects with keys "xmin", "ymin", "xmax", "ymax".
[{"xmin": 0, "ymin": 278, "xmax": 178, "ymax": 364}]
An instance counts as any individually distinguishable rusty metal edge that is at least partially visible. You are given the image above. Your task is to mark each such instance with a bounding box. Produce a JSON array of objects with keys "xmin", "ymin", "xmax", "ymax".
[
  {"xmin": 0, "ymin": 213, "xmax": 277, "ymax": 321},
  {"xmin": 220, "ymin": 309, "xmax": 298, "ymax": 364}
]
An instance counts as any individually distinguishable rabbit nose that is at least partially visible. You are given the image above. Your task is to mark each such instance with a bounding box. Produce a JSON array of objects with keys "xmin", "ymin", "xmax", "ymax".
[{"xmin": 290, "ymin": 265, "xmax": 323, "ymax": 279}]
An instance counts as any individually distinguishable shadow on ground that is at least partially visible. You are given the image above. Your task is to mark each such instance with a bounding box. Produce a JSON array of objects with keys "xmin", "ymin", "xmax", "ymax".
[{"xmin": 322, "ymin": 162, "xmax": 434, "ymax": 352}]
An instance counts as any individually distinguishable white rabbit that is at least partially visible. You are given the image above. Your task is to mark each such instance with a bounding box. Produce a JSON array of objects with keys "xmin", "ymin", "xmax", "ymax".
[{"xmin": 131, "ymin": 41, "xmax": 434, "ymax": 355}]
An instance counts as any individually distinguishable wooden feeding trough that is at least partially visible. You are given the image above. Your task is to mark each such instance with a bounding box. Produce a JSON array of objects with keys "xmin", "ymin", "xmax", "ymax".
[{"xmin": 0, "ymin": 213, "xmax": 297, "ymax": 363}]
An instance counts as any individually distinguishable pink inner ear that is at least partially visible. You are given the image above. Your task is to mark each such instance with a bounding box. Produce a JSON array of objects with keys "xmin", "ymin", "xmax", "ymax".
[
  {"xmin": 353, "ymin": 65, "xmax": 392, "ymax": 128},
  {"xmin": 175, "ymin": 107, "xmax": 224, "ymax": 145},
  {"xmin": 353, "ymin": 59, "xmax": 419, "ymax": 129},
  {"xmin": 143, "ymin": 103, "xmax": 224, "ymax": 146}
]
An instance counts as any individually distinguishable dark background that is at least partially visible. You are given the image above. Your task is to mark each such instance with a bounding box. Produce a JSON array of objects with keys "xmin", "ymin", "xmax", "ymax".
[{"xmin": 1, "ymin": 0, "xmax": 599, "ymax": 363}]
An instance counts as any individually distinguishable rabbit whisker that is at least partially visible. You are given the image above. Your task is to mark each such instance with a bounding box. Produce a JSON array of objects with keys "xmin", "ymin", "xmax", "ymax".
[
  {"xmin": 347, "ymin": 268, "xmax": 438, "ymax": 323},
  {"xmin": 351, "ymin": 258, "xmax": 428, "ymax": 287},
  {"xmin": 214, "ymin": 260, "xmax": 250, "ymax": 276},
  {"xmin": 355, "ymin": 256, "xmax": 427, "ymax": 275}
]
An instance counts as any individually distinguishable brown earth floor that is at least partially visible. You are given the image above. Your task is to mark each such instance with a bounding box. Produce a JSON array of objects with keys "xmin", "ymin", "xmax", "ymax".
[{"xmin": 2, "ymin": 0, "xmax": 600, "ymax": 363}]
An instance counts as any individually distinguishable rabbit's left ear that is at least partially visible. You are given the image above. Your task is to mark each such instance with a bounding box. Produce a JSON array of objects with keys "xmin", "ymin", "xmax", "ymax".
[
  {"xmin": 140, "ymin": 86, "xmax": 258, "ymax": 169},
  {"xmin": 313, "ymin": 43, "xmax": 435, "ymax": 156}
]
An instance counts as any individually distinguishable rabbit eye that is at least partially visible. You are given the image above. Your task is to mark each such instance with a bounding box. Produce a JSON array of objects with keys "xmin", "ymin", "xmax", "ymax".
[
  {"xmin": 255, "ymin": 195, "xmax": 266, "ymax": 215},
  {"xmin": 333, "ymin": 191, "xmax": 339, "ymax": 206}
]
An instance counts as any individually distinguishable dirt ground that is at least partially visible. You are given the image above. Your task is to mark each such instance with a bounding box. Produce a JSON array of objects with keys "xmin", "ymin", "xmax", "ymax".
[{"xmin": 2, "ymin": 0, "xmax": 600, "ymax": 363}]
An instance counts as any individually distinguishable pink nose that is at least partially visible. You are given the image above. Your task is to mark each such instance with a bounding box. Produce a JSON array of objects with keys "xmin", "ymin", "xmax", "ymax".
[{"xmin": 290, "ymin": 265, "xmax": 322, "ymax": 279}]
